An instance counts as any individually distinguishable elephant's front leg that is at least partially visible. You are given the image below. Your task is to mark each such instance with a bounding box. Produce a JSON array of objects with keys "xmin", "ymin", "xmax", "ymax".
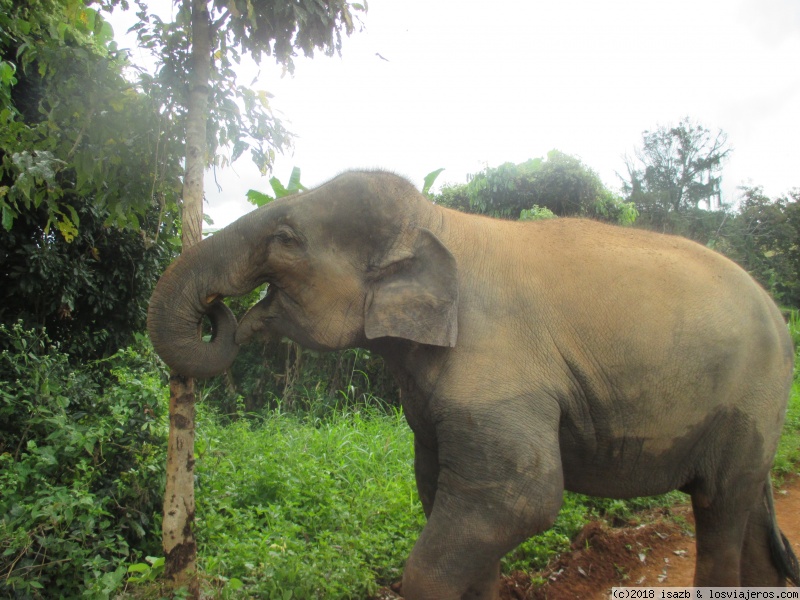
[
  {"xmin": 402, "ymin": 401, "xmax": 564, "ymax": 600},
  {"xmin": 414, "ymin": 437, "xmax": 439, "ymax": 519}
]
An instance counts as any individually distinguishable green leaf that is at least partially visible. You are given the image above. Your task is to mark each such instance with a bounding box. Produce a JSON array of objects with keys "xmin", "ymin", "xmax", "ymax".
[
  {"xmin": 82, "ymin": 7, "xmax": 97, "ymax": 33},
  {"xmin": 269, "ymin": 176, "xmax": 288, "ymax": 198},
  {"xmin": 286, "ymin": 167, "xmax": 306, "ymax": 195},
  {"xmin": 228, "ymin": 577, "xmax": 244, "ymax": 591},
  {"xmin": 422, "ymin": 168, "xmax": 445, "ymax": 196},
  {"xmin": 0, "ymin": 61, "xmax": 17, "ymax": 85},
  {"xmin": 97, "ymin": 20, "xmax": 114, "ymax": 45},
  {"xmin": 127, "ymin": 563, "xmax": 150, "ymax": 573},
  {"xmin": 1, "ymin": 204, "xmax": 14, "ymax": 230},
  {"xmin": 56, "ymin": 216, "xmax": 78, "ymax": 242},
  {"xmin": 65, "ymin": 204, "xmax": 80, "ymax": 228},
  {"xmin": 246, "ymin": 189, "xmax": 273, "ymax": 207}
]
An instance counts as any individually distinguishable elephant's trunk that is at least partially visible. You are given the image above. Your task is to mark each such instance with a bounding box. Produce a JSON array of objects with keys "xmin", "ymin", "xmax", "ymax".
[{"xmin": 147, "ymin": 232, "xmax": 242, "ymax": 379}]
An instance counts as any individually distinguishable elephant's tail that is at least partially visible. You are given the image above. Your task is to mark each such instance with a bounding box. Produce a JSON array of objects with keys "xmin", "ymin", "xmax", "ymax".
[{"xmin": 766, "ymin": 478, "xmax": 800, "ymax": 586}]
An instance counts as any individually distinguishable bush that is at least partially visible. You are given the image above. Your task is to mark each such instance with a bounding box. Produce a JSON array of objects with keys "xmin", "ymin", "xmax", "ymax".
[{"xmin": 0, "ymin": 324, "xmax": 168, "ymax": 597}]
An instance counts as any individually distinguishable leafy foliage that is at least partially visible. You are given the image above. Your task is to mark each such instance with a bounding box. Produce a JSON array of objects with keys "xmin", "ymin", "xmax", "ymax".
[
  {"xmin": 622, "ymin": 116, "xmax": 730, "ymax": 227},
  {"xmin": 131, "ymin": 0, "xmax": 365, "ymax": 175},
  {"xmin": 0, "ymin": 199, "xmax": 179, "ymax": 361},
  {"xmin": 772, "ymin": 334, "xmax": 800, "ymax": 479},
  {"xmin": 0, "ymin": 324, "xmax": 168, "ymax": 597},
  {"xmin": 0, "ymin": 0, "xmax": 183, "ymax": 360},
  {"xmin": 211, "ymin": 0, "xmax": 362, "ymax": 71},
  {"xmin": 503, "ymin": 492, "xmax": 594, "ymax": 572},
  {"xmin": 422, "ymin": 167, "xmax": 445, "ymax": 197},
  {"xmin": 246, "ymin": 166, "xmax": 307, "ymax": 207},
  {"xmin": 437, "ymin": 151, "xmax": 636, "ymax": 225},
  {"xmin": 714, "ymin": 187, "xmax": 800, "ymax": 309},
  {"xmin": 519, "ymin": 205, "xmax": 557, "ymax": 221},
  {"xmin": 0, "ymin": 0, "xmax": 183, "ymax": 234}
]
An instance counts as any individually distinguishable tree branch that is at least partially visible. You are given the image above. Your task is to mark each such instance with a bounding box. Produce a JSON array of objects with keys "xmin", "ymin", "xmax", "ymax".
[{"xmin": 210, "ymin": 10, "xmax": 231, "ymax": 35}]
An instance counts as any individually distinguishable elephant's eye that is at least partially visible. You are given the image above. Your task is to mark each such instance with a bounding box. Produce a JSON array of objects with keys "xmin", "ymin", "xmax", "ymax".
[{"xmin": 273, "ymin": 227, "xmax": 297, "ymax": 246}]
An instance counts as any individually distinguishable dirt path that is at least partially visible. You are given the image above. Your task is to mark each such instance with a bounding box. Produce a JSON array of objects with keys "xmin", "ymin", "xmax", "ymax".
[{"xmin": 518, "ymin": 475, "xmax": 800, "ymax": 600}]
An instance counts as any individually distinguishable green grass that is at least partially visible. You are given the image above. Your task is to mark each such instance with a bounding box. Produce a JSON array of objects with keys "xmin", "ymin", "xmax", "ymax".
[
  {"xmin": 773, "ymin": 366, "xmax": 800, "ymax": 479},
  {"xmin": 190, "ymin": 407, "xmax": 598, "ymax": 593},
  {"xmin": 774, "ymin": 311, "xmax": 800, "ymax": 479},
  {"xmin": 193, "ymin": 407, "xmax": 423, "ymax": 599}
]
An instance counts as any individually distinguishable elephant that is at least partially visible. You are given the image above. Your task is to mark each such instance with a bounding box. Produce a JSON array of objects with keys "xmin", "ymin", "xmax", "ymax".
[{"xmin": 148, "ymin": 170, "xmax": 799, "ymax": 599}]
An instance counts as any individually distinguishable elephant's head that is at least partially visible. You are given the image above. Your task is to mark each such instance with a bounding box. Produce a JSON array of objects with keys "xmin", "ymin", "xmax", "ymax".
[{"xmin": 147, "ymin": 171, "xmax": 458, "ymax": 378}]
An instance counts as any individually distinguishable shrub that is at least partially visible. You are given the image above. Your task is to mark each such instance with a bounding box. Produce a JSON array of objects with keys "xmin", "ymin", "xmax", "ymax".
[{"xmin": 0, "ymin": 324, "xmax": 168, "ymax": 597}]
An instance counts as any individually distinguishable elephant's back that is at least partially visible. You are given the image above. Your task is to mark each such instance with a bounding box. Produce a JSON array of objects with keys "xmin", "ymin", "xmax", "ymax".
[
  {"xmin": 516, "ymin": 218, "xmax": 776, "ymax": 326},
  {"xmin": 513, "ymin": 217, "xmax": 792, "ymax": 416}
]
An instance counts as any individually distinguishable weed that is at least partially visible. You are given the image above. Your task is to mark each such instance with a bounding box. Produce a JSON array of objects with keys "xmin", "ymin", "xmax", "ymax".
[{"xmin": 191, "ymin": 406, "xmax": 423, "ymax": 599}]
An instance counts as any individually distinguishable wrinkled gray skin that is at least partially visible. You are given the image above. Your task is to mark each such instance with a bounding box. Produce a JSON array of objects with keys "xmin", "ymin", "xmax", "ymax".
[{"xmin": 148, "ymin": 171, "xmax": 798, "ymax": 598}]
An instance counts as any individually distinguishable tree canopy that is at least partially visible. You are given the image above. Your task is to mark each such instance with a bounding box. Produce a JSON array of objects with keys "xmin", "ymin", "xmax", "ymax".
[
  {"xmin": 131, "ymin": 0, "xmax": 363, "ymax": 176},
  {"xmin": 436, "ymin": 150, "xmax": 637, "ymax": 225},
  {"xmin": 0, "ymin": 0, "xmax": 183, "ymax": 234},
  {"xmin": 621, "ymin": 116, "xmax": 730, "ymax": 228},
  {"xmin": 0, "ymin": 0, "xmax": 183, "ymax": 360},
  {"xmin": 716, "ymin": 187, "xmax": 800, "ymax": 309}
]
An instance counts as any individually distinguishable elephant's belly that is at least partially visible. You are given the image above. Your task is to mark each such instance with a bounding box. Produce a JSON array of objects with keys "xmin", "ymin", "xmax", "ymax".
[
  {"xmin": 558, "ymin": 435, "xmax": 695, "ymax": 499},
  {"xmin": 557, "ymin": 402, "xmax": 769, "ymax": 499}
]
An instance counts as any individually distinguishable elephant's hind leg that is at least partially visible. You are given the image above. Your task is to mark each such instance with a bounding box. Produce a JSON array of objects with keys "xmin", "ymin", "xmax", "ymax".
[
  {"xmin": 686, "ymin": 404, "xmax": 786, "ymax": 586},
  {"xmin": 691, "ymin": 466, "xmax": 769, "ymax": 586},
  {"xmin": 691, "ymin": 492, "xmax": 748, "ymax": 586},
  {"xmin": 740, "ymin": 491, "xmax": 784, "ymax": 586},
  {"xmin": 741, "ymin": 480, "xmax": 800, "ymax": 586}
]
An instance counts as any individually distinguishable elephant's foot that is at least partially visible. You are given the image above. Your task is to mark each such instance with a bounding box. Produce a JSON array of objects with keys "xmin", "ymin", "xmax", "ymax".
[
  {"xmin": 401, "ymin": 560, "xmax": 500, "ymax": 600},
  {"xmin": 461, "ymin": 564, "xmax": 501, "ymax": 600}
]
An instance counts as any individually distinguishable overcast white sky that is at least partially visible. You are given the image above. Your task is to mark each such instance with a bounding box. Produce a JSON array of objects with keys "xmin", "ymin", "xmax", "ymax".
[{"xmin": 110, "ymin": 0, "xmax": 800, "ymax": 228}]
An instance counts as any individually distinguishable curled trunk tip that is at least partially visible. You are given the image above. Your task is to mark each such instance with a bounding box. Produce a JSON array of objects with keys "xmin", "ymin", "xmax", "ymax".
[{"xmin": 148, "ymin": 285, "xmax": 240, "ymax": 379}]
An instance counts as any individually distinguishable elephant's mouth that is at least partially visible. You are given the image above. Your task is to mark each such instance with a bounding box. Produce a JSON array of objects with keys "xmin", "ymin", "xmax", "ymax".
[{"xmin": 235, "ymin": 284, "xmax": 280, "ymax": 346}]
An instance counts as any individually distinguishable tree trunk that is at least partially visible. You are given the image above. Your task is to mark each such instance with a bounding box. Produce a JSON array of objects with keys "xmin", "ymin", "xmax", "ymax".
[{"xmin": 162, "ymin": 0, "xmax": 210, "ymax": 594}]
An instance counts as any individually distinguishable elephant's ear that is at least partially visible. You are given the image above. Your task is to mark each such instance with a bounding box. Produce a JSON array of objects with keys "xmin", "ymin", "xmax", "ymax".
[{"xmin": 364, "ymin": 228, "xmax": 458, "ymax": 347}]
